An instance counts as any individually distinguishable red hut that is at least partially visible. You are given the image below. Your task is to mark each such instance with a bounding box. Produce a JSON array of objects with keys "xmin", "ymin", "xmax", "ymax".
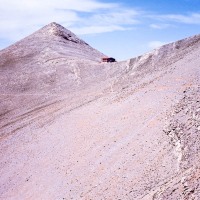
[{"xmin": 102, "ymin": 57, "xmax": 116, "ymax": 63}]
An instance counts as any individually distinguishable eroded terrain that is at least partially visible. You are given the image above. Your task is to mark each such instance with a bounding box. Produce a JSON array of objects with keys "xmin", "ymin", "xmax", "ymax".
[{"xmin": 0, "ymin": 23, "xmax": 200, "ymax": 199}]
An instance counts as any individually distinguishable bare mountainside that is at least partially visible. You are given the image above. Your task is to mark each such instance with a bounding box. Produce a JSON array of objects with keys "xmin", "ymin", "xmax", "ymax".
[{"xmin": 0, "ymin": 23, "xmax": 200, "ymax": 199}]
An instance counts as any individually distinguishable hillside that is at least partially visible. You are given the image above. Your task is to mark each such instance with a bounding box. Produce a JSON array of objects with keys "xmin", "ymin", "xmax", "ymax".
[{"xmin": 0, "ymin": 23, "xmax": 200, "ymax": 199}]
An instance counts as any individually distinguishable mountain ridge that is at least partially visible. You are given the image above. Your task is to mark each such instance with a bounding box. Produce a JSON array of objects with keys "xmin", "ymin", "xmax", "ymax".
[
  {"xmin": 0, "ymin": 22, "xmax": 106, "ymax": 63},
  {"xmin": 0, "ymin": 22, "xmax": 200, "ymax": 199}
]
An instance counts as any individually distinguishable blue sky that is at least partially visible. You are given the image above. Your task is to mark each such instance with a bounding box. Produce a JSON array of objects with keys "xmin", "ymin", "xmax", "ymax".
[{"xmin": 0, "ymin": 0, "xmax": 200, "ymax": 60}]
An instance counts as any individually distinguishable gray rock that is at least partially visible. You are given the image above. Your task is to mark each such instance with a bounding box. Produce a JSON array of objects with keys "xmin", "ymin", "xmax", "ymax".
[{"xmin": 0, "ymin": 23, "xmax": 200, "ymax": 200}]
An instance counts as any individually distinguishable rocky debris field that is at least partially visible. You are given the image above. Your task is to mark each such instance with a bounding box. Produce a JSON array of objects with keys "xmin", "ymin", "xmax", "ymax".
[{"xmin": 0, "ymin": 23, "xmax": 200, "ymax": 199}]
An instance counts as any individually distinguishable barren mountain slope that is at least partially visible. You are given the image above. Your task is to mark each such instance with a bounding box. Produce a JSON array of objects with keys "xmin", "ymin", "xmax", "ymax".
[{"xmin": 0, "ymin": 23, "xmax": 200, "ymax": 200}]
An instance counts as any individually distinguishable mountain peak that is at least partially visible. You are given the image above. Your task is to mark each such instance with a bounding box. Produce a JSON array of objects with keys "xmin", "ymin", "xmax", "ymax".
[
  {"xmin": 48, "ymin": 21, "xmax": 62, "ymax": 27},
  {"xmin": 43, "ymin": 22, "xmax": 71, "ymax": 36},
  {"xmin": 0, "ymin": 22, "xmax": 106, "ymax": 62},
  {"xmin": 38, "ymin": 22, "xmax": 87, "ymax": 45},
  {"xmin": 1, "ymin": 19, "xmax": 200, "ymax": 200}
]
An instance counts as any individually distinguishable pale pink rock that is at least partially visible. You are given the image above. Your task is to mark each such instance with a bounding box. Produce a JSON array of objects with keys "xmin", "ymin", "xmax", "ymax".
[{"xmin": 0, "ymin": 23, "xmax": 200, "ymax": 200}]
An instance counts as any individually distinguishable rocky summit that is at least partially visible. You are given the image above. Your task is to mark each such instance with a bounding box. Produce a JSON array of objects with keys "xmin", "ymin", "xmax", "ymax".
[{"xmin": 0, "ymin": 23, "xmax": 200, "ymax": 199}]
